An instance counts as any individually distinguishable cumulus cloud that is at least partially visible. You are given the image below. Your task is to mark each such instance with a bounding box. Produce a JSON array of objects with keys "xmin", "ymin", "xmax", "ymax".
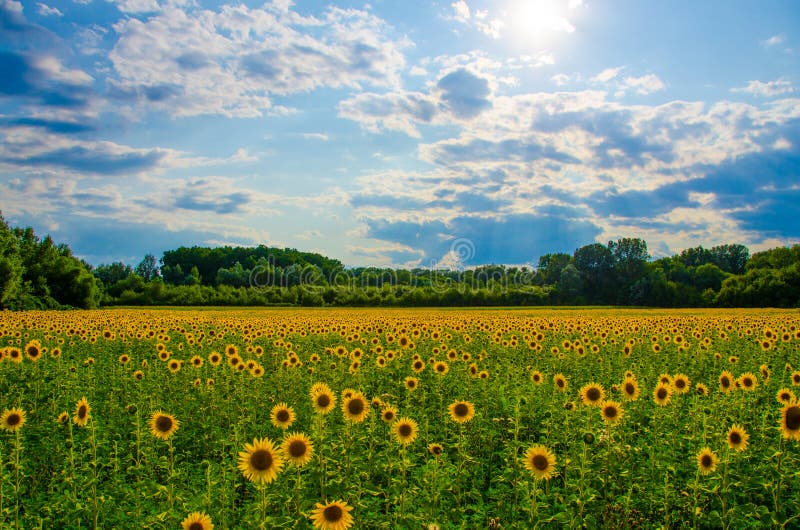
[
  {"xmin": 731, "ymin": 78, "xmax": 795, "ymax": 98},
  {"xmin": 36, "ymin": 3, "xmax": 62, "ymax": 16},
  {"xmin": 107, "ymin": 3, "xmax": 409, "ymax": 117}
]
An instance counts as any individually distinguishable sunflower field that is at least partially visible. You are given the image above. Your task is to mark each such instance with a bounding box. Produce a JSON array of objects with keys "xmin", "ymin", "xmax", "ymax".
[{"xmin": 1, "ymin": 307, "xmax": 799, "ymax": 529}]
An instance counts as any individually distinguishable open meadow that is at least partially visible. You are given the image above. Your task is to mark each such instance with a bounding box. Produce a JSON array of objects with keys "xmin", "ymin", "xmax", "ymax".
[{"xmin": 1, "ymin": 307, "xmax": 799, "ymax": 529}]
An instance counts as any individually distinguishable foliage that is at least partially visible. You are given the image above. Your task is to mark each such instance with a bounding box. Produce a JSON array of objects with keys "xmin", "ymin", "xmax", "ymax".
[{"xmin": 1, "ymin": 307, "xmax": 799, "ymax": 529}]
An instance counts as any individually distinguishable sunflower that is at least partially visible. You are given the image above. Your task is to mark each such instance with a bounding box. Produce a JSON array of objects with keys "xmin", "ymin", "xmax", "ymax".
[
  {"xmin": 190, "ymin": 356, "xmax": 203, "ymax": 368},
  {"xmin": 579, "ymin": 383, "xmax": 606, "ymax": 407},
  {"xmin": 620, "ymin": 377, "xmax": 640, "ymax": 401},
  {"xmin": 523, "ymin": 444, "xmax": 557, "ymax": 480},
  {"xmin": 24, "ymin": 340, "xmax": 42, "ymax": 362},
  {"xmin": 600, "ymin": 401, "xmax": 624, "ymax": 424},
  {"xmin": 404, "ymin": 377, "xmax": 419, "ymax": 391},
  {"xmin": 281, "ymin": 432, "xmax": 314, "ymax": 467},
  {"xmin": 428, "ymin": 442, "xmax": 444, "ymax": 457},
  {"xmin": 57, "ymin": 411, "xmax": 69, "ymax": 425},
  {"xmin": 310, "ymin": 500, "xmax": 354, "ymax": 530},
  {"xmin": 530, "ymin": 370, "xmax": 543, "ymax": 385},
  {"xmin": 657, "ymin": 373, "xmax": 672, "ymax": 386},
  {"xmin": 653, "ymin": 383, "xmax": 672, "ymax": 406},
  {"xmin": 719, "ymin": 371, "xmax": 735, "ymax": 393},
  {"xmin": 448, "ymin": 401, "xmax": 475, "ymax": 424},
  {"xmin": 780, "ymin": 400, "xmax": 800, "ymax": 440},
  {"xmin": 73, "ymin": 397, "xmax": 91, "ymax": 427},
  {"xmin": 312, "ymin": 388, "xmax": 337, "ymax": 415},
  {"xmin": 393, "ymin": 417, "xmax": 418, "ymax": 445},
  {"xmin": 238, "ymin": 437, "xmax": 283, "ymax": 484},
  {"xmin": 8, "ymin": 347, "xmax": 22, "ymax": 363},
  {"xmin": 270, "ymin": 403, "xmax": 296, "ymax": 430},
  {"xmin": 433, "ymin": 361, "xmax": 449, "ymax": 376},
  {"xmin": 181, "ymin": 511, "xmax": 213, "ymax": 530},
  {"xmin": 792, "ymin": 371, "xmax": 800, "ymax": 386},
  {"xmin": 726, "ymin": 424, "xmax": 749, "ymax": 452},
  {"xmin": 150, "ymin": 411, "xmax": 179, "ymax": 440},
  {"xmin": 697, "ymin": 447, "xmax": 718, "ymax": 475},
  {"xmin": 118, "ymin": 354, "xmax": 130, "ymax": 364},
  {"xmin": 0, "ymin": 408, "xmax": 25, "ymax": 432},
  {"xmin": 738, "ymin": 372, "xmax": 758, "ymax": 391},
  {"xmin": 672, "ymin": 374, "xmax": 690, "ymax": 394},
  {"xmin": 168, "ymin": 360, "xmax": 181, "ymax": 373},
  {"xmin": 133, "ymin": 370, "xmax": 144, "ymax": 380},
  {"xmin": 208, "ymin": 352, "xmax": 222, "ymax": 366},
  {"xmin": 553, "ymin": 373, "xmax": 568, "ymax": 392},
  {"xmin": 380, "ymin": 405, "xmax": 398, "ymax": 424},
  {"xmin": 342, "ymin": 392, "xmax": 370, "ymax": 423},
  {"xmin": 776, "ymin": 388, "xmax": 796, "ymax": 405},
  {"xmin": 411, "ymin": 359, "xmax": 425, "ymax": 373}
]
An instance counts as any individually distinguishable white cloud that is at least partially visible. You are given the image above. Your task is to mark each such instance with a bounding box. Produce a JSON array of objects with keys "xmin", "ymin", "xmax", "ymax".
[
  {"xmin": 762, "ymin": 34, "xmax": 784, "ymax": 47},
  {"xmin": 592, "ymin": 66, "xmax": 623, "ymax": 83},
  {"xmin": 618, "ymin": 74, "xmax": 666, "ymax": 95},
  {"xmin": 451, "ymin": 0, "xmax": 470, "ymax": 23},
  {"xmin": 731, "ymin": 78, "xmax": 795, "ymax": 97},
  {"xmin": 300, "ymin": 133, "xmax": 330, "ymax": 141},
  {"xmin": 107, "ymin": 3, "xmax": 410, "ymax": 117},
  {"xmin": 36, "ymin": 3, "xmax": 62, "ymax": 16}
]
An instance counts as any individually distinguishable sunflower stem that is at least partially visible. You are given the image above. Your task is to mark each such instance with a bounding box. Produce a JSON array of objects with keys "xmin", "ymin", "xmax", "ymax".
[
  {"xmin": 774, "ymin": 436, "xmax": 784, "ymax": 516},
  {"xmin": 168, "ymin": 436, "xmax": 175, "ymax": 511},
  {"xmin": 530, "ymin": 478, "xmax": 539, "ymax": 527},
  {"xmin": 259, "ymin": 482, "xmax": 268, "ymax": 529},
  {"xmin": 89, "ymin": 418, "xmax": 99, "ymax": 530},
  {"xmin": 691, "ymin": 466, "xmax": 701, "ymax": 529},
  {"xmin": 13, "ymin": 429, "xmax": 21, "ymax": 530}
]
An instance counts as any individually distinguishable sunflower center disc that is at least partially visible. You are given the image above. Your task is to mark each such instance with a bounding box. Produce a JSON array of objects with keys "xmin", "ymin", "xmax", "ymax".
[
  {"xmin": 399, "ymin": 424, "xmax": 412, "ymax": 437},
  {"xmin": 348, "ymin": 399, "xmax": 364, "ymax": 415},
  {"xmin": 289, "ymin": 440, "xmax": 306, "ymax": 458},
  {"xmin": 454, "ymin": 404, "xmax": 468, "ymax": 416},
  {"xmin": 533, "ymin": 454, "xmax": 548, "ymax": 471},
  {"xmin": 251, "ymin": 449, "xmax": 273, "ymax": 471},
  {"xmin": 323, "ymin": 505, "xmax": 343, "ymax": 522},
  {"xmin": 787, "ymin": 407, "xmax": 800, "ymax": 430},
  {"xmin": 156, "ymin": 416, "xmax": 173, "ymax": 432}
]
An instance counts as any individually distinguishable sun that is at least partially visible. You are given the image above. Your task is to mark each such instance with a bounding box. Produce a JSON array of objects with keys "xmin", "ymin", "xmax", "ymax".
[{"xmin": 506, "ymin": 0, "xmax": 581, "ymax": 44}]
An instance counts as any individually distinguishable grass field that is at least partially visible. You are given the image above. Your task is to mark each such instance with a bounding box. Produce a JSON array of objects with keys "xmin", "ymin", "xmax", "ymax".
[{"xmin": 1, "ymin": 307, "xmax": 799, "ymax": 529}]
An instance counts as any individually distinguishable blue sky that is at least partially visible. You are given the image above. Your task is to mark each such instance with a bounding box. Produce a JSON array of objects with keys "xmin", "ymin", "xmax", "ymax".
[{"xmin": 1, "ymin": 0, "xmax": 798, "ymax": 268}]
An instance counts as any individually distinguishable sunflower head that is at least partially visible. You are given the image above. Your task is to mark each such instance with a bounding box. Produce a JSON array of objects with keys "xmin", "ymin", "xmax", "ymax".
[
  {"xmin": 448, "ymin": 400, "xmax": 475, "ymax": 424},
  {"xmin": 697, "ymin": 447, "xmax": 718, "ymax": 475},
  {"xmin": 310, "ymin": 500, "xmax": 354, "ymax": 530},
  {"xmin": 380, "ymin": 405, "xmax": 398, "ymax": 424},
  {"xmin": 579, "ymin": 383, "xmax": 606, "ymax": 407},
  {"xmin": 282, "ymin": 432, "xmax": 314, "ymax": 467},
  {"xmin": 781, "ymin": 400, "xmax": 800, "ymax": 440},
  {"xmin": 1, "ymin": 408, "xmax": 26, "ymax": 432},
  {"xmin": 428, "ymin": 442, "xmax": 444, "ymax": 457},
  {"xmin": 523, "ymin": 444, "xmax": 557, "ymax": 480},
  {"xmin": 621, "ymin": 377, "xmax": 640, "ymax": 401},
  {"xmin": 312, "ymin": 388, "xmax": 337, "ymax": 415},
  {"xmin": 150, "ymin": 411, "xmax": 179, "ymax": 440},
  {"xmin": 653, "ymin": 383, "xmax": 672, "ymax": 406},
  {"xmin": 393, "ymin": 417, "xmax": 418, "ymax": 445},
  {"xmin": 238, "ymin": 437, "xmax": 283, "ymax": 484},
  {"xmin": 181, "ymin": 511, "xmax": 214, "ymax": 530},
  {"xmin": 73, "ymin": 397, "xmax": 91, "ymax": 427},
  {"xmin": 270, "ymin": 403, "xmax": 296, "ymax": 430},
  {"xmin": 776, "ymin": 388, "xmax": 796, "ymax": 405},
  {"xmin": 726, "ymin": 424, "xmax": 749, "ymax": 452},
  {"xmin": 600, "ymin": 401, "xmax": 623, "ymax": 424},
  {"xmin": 342, "ymin": 392, "xmax": 369, "ymax": 423}
]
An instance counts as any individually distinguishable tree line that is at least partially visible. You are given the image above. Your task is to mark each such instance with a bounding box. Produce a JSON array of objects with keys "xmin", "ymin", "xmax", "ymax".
[{"xmin": 1, "ymin": 213, "xmax": 798, "ymax": 309}]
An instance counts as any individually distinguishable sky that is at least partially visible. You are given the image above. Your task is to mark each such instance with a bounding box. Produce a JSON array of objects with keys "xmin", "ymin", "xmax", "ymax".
[{"xmin": 1, "ymin": 0, "xmax": 799, "ymax": 269}]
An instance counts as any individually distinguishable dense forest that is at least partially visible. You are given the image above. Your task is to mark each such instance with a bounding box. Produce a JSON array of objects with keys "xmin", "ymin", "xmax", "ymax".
[{"xmin": 1, "ymin": 213, "xmax": 799, "ymax": 309}]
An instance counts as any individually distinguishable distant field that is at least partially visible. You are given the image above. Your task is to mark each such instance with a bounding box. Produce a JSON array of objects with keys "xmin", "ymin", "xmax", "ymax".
[{"xmin": 1, "ymin": 308, "xmax": 799, "ymax": 529}]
